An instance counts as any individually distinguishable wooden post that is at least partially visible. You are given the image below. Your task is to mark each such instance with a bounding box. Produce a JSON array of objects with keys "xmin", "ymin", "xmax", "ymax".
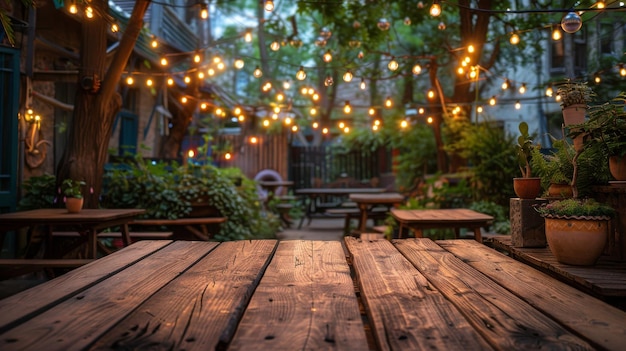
[{"xmin": 510, "ymin": 198, "xmax": 548, "ymax": 247}]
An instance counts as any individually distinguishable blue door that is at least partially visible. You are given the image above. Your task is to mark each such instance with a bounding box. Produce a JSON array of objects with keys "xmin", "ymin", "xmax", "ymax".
[
  {"xmin": 0, "ymin": 47, "xmax": 19, "ymax": 214},
  {"xmin": 118, "ymin": 111, "xmax": 138, "ymax": 156}
]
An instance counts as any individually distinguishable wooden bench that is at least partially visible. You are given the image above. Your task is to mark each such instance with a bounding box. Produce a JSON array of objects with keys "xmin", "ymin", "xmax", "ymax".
[
  {"xmin": 0, "ymin": 259, "xmax": 95, "ymax": 280},
  {"xmin": 52, "ymin": 231, "xmax": 173, "ymax": 240},
  {"xmin": 130, "ymin": 217, "xmax": 227, "ymax": 241}
]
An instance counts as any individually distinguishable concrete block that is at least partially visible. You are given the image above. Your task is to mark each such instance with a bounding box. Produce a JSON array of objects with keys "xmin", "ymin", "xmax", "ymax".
[{"xmin": 510, "ymin": 198, "xmax": 548, "ymax": 247}]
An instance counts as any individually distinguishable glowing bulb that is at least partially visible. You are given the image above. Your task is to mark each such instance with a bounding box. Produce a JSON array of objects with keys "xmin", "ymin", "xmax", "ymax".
[
  {"xmin": 323, "ymin": 50, "xmax": 333, "ymax": 62},
  {"xmin": 338, "ymin": 122, "xmax": 345, "ymax": 129},
  {"xmin": 427, "ymin": 116, "xmax": 433, "ymax": 123},
  {"xmin": 263, "ymin": 119, "xmax": 270, "ymax": 127},
  {"xmin": 400, "ymin": 120, "xmax": 408, "ymax": 128},
  {"xmin": 418, "ymin": 108, "xmax": 425, "ymax": 114},
  {"xmin": 310, "ymin": 107, "xmax": 317, "ymax": 115},
  {"xmin": 412, "ymin": 64, "xmax": 422, "ymax": 75},
  {"xmin": 430, "ymin": 2, "xmax": 441, "ymax": 17},
  {"xmin": 184, "ymin": 76, "xmax": 191, "ymax": 84},
  {"xmin": 501, "ymin": 79, "xmax": 509, "ymax": 90},
  {"xmin": 457, "ymin": 67, "xmax": 465, "ymax": 75},
  {"xmin": 489, "ymin": 96, "xmax": 496, "ymax": 106},
  {"xmin": 194, "ymin": 53, "xmax": 201, "ymax": 63},
  {"xmin": 515, "ymin": 101, "xmax": 521, "ymax": 110},
  {"xmin": 216, "ymin": 107, "xmax": 223, "ymax": 115},
  {"xmin": 264, "ymin": 0, "xmax": 274, "ymax": 12},
  {"xmin": 388, "ymin": 58, "xmax": 399, "ymax": 71},
  {"xmin": 151, "ymin": 36, "xmax": 158, "ymax": 48},
  {"xmin": 238, "ymin": 115, "xmax": 245, "ymax": 122},
  {"xmin": 200, "ymin": 5, "xmax": 208, "ymax": 19},
  {"xmin": 85, "ymin": 6, "xmax": 94, "ymax": 18},
  {"xmin": 509, "ymin": 33, "xmax": 520, "ymax": 45},
  {"xmin": 519, "ymin": 84, "xmax": 526, "ymax": 94},
  {"xmin": 198, "ymin": 71, "xmax": 205, "ymax": 79},
  {"xmin": 369, "ymin": 108, "xmax": 376, "ymax": 115},
  {"xmin": 343, "ymin": 70, "xmax": 353, "ymax": 82},
  {"xmin": 244, "ymin": 30, "xmax": 253, "ymax": 42},
  {"xmin": 126, "ymin": 76, "xmax": 134, "ymax": 85},
  {"xmin": 146, "ymin": 78, "xmax": 153, "ymax": 87},
  {"xmin": 296, "ymin": 66, "xmax": 307, "ymax": 80},
  {"xmin": 234, "ymin": 59, "xmax": 245, "ymax": 69},
  {"xmin": 270, "ymin": 41, "xmax": 280, "ymax": 51},
  {"xmin": 427, "ymin": 89, "xmax": 435, "ymax": 99},
  {"xmin": 225, "ymin": 152, "xmax": 232, "ymax": 160},
  {"xmin": 344, "ymin": 101, "xmax": 352, "ymax": 114},
  {"xmin": 292, "ymin": 125, "xmax": 298, "ymax": 132},
  {"xmin": 111, "ymin": 23, "xmax": 119, "ymax": 32},
  {"xmin": 181, "ymin": 96, "xmax": 188, "ymax": 104},
  {"xmin": 468, "ymin": 45, "xmax": 475, "ymax": 53},
  {"xmin": 620, "ymin": 66, "xmax": 626, "ymax": 77},
  {"xmin": 476, "ymin": 106, "xmax": 483, "ymax": 113},
  {"xmin": 285, "ymin": 117, "xmax": 292, "ymax": 125},
  {"xmin": 545, "ymin": 85, "xmax": 554, "ymax": 97},
  {"xmin": 343, "ymin": 126, "xmax": 350, "ymax": 133},
  {"xmin": 250, "ymin": 136, "xmax": 258, "ymax": 144},
  {"xmin": 360, "ymin": 79, "xmax": 366, "ymax": 90},
  {"xmin": 312, "ymin": 93, "xmax": 320, "ymax": 101},
  {"xmin": 312, "ymin": 122, "xmax": 319, "ymax": 129},
  {"xmin": 552, "ymin": 27, "xmax": 562, "ymax": 41},
  {"xmin": 207, "ymin": 68, "xmax": 215, "ymax": 76},
  {"xmin": 188, "ymin": 150, "xmax": 195, "ymax": 158},
  {"xmin": 307, "ymin": 88, "xmax": 314, "ymax": 95},
  {"xmin": 384, "ymin": 96, "xmax": 393, "ymax": 108},
  {"xmin": 69, "ymin": 4, "xmax": 77, "ymax": 14},
  {"xmin": 276, "ymin": 93, "xmax": 284, "ymax": 101},
  {"xmin": 253, "ymin": 66, "xmax": 263, "ymax": 78},
  {"xmin": 200, "ymin": 102, "xmax": 208, "ymax": 110},
  {"xmin": 594, "ymin": 74, "xmax": 601, "ymax": 84},
  {"xmin": 160, "ymin": 57, "xmax": 168, "ymax": 66},
  {"xmin": 322, "ymin": 127, "xmax": 329, "ymax": 134}
]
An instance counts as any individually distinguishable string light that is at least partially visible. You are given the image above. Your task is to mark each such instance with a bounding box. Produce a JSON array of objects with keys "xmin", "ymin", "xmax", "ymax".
[
  {"xmin": 545, "ymin": 84, "xmax": 554, "ymax": 97},
  {"xmin": 552, "ymin": 26, "xmax": 562, "ymax": 41},
  {"xmin": 343, "ymin": 101, "xmax": 352, "ymax": 114},
  {"xmin": 360, "ymin": 78, "xmax": 366, "ymax": 90},
  {"xmin": 501, "ymin": 79, "xmax": 510, "ymax": 90},
  {"xmin": 369, "ymin": 108, "xmax": 376, "ymax": 116},
  {"xmin": 270, "ymin": 41, "xmax": 280, "ymax": 51},
  {"xmin": 160, "ymin": 57, "xmax": 168, "ymax": 66},
  {"xmin": 126, "ymin": 76, "xmax": 134, "ymax": 85},
  {"xmin": 312, "ymin": 121, "xmax": 319, "ymax": 128},
  {"xmin": 324, "ymin": 75, "xmax": 333, "ymax": 86},
  {"xmin": 200, "ymin": 3, "xmax": 208, "ymax": 19},
  {"xmin": 111, "ymin": 23, "xmax": 119, "ymax": 32},
  {"xmin": 264, "ymin": 0, "xmax": 274, "ymax": 12},
  {"xmin": 244, "ymin": 30, "xmax": 253, "ymax": 42},
  {"xmin": 430, "ymin": 1, "xmax": 442, "ymax": 17},
  {"xmin": 69, "ymin": 1, "xmax": 77, "ymax": 14},
  {"xmin": 412, "ymin": 64, "xmax": 422, "ymax": 75},
  {"xmin": 476, "ymin": 106, "xmax": 483, "ymax": 113},
  {"xmin": 253, "ymin": 66, "xmax": 263, "ymax": 78},
  {"xmin": 151, "ymin": 36, "xmax": 158, "ymax": 48},
  {"xmin": 234, "ymin": 58, "xmax": 245, "ymax": 69},
  {"xmin": 388, "ymin": 57, "xmax": 399, "ymax": 71},
  {"xmin": 594, "ymin": 73, "xmax": 601, "ymax": 84},
  {"xmin": 146, "ymin": 78, "xmax": 153, "ymax": 87},
  {"xmin": 468, "ymin": 45, "xmax": 475, "ymax": 53},
  {"xmin": 181, "ymin": 96, "xmax": 188, "ymax": 104},
  {"xmin": 620, "ymin": 64, "xmax": 626, "ymax": 77},
  {"xmin": 323, "ymin": 50, "xmax": 333, "ymax": 62},
  {"xmin": 515, "ymin": 100, "xmax": 521, "ymax": 109},
  {"xmin": 509, "ymin": 33, "xmax": 520, "ymax": 45},
  {"xmin": 184, "ymin": 76, "xmax": 191, "ymax": 84},
  {"xmin": 384, "ymin": 96, "xmax": 393, "ymax": 108},
  {"xmin": 519, "ymin": 83, "xmax": 526, "ymax": 94},
  {"xmin": 296, "ymin": 66, "xmax": 307, "ymax": 80},
  {"xmin": 427, "ymin": 89, "xmax": 435, "ymax": 99},
  {"xmin": 85, "ymin": 5, "xmax": 94, "ymax": 19},
  {"xmin": 167, "ymin": 77, "xmax": 174, "ymax": 86},
  {"xmin": 489, "ymin": 96, "xmax": 496, "ymax": 106},
  {"xmin": 322, "ymin": 127, "xmax": 329, "ymax": 134},
  {"xmin": 310, "ymin": 107, "xmax": 317, "ymax": 115},
  {"xmin": 400, "ymin": 120, "xmax": 409, "ymax": 129},
  {"xmin": 292, "ymin": 125, "xmax": 299, "ymax": 132},
  {"xmin": 342, "ymin": 70, "xmax": 353, "ymax": 82}
]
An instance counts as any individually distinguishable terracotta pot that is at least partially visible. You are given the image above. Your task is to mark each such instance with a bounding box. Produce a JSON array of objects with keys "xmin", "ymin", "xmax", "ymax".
[
  {"xmin": 562, "ymin": 104, "xmax": 586, "ymax": 152},
  {"xmin": 65, "ymin": 197, "xmax": 84, "ymax": 213},
  {"xmin": 545, "ymin": 217, "xmax": 608, "ymax": 265},
  {"xmin": 513, "ymin": 177, "xmax": 542, "ymax": 199},
  {"xmin": 609, "ymin": 155, "xmax": 626, "ymax": 181},
  {"xmin": 547, "ymin": 183, "xmax": 573, "ymax": 198}
]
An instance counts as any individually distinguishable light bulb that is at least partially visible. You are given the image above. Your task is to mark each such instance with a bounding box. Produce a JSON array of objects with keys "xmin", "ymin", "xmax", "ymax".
[
  {"xmin": 509, "ymin": 33, "xmax": 520, "ymax": 45},
  {"xmin": 489, "ymin": 96, "xmax": 496, "ymax": 106},
  {"xmin": 552, "ymin": 27, "xmax": 562, "ymax": 41},
  {"xmin": 320, "ymin": 27, "xmax": 332, "ymax": 40},
  {"xmin": 312, "ymin": 121, "xmax": 319, "ymax": 128},
  {"xmin": 501, "ymin": 79, "xmax": 510, "ymax": 90},
  {"xmin": 545, "ymin": 85, "xmax": 553, "ymax": 97},
  {"xmin": 296, "ymin": 66, "xmax": 307, "ymax": 80},
  {"xmin": 594, "ymin": 74, "xmax": 601, "ymax": 84},
  {"xmin": 377, "ymin": 18, "xmax": 390, "ymax": 31},
  {"xmin": 400, "ymin": 120, "xmax": 408, "ymax": 128},
  {"xmin": 167, "ymin": 77, "xmax": 174, "ymax": 86},
  {"xmin": 181, "ymin": 96, "xmax": 188, "ymax": 104},
  {"xmin": 384, "ymin": 96, "xmax": 393, "ymax": 108},
  {"xmin": 146, "ymin": 78, "xmax": 153, "ymax": 87},
  {"xmin": 561, "ymin": 12, "xmax": 582, "ymax": 33},
  {"xmin": 412, "ymin": 64, "xmax": 422, "ymax": 75},
  {"xmin": 324, "ymin": 76, "xmax": 334, "ymax": 86},
  {"xmin": 468, "ymin": 45, "xmax": 475, "ymax": 53},
  {"xmin": 253, "ymin": 66, "xmax": 263, "ymax": 78},
  {"xmin": 620, "ymin": 65, "xmax": 626, "ymax": 77},
  {"xmin": 264, "ymin": 0, "xmax": 274, "ymax": 12},
  {"xmin": 338, "ymin": 122, "xmax": 345, "ymax": 129},
  {"xmin": 263, "ymin": 119, "xmax": 270, "ymax": 127},
  {"xmin": 160, "ymin": 57, "xmax": 168, "ymax": 66},
  {"xmin": 388, "ymin": 58, "xmax": 399, "ymax": 71},
  {"xmin": 369, "ymin": 108, "xmax": 376, "ymax": 115},
  {"xmin": 270, "ymin": 41, "xmax": 280, "ymax": 51},
  {"xmin": 276, "ymin": 93, "xmax": 284, "ymax": 101},
  {"xmin": 234, "ymin": 58, "xmax": 244, "ymax": 69},
  {"xmin": 344, "ymin": 101, "xmax": 352, "ymax": 114},
  {"xmin": 69, "ymin": 4, "xmax": 77, "ymax": 14},
  {"xmin": 184, "ymin": 76, "xmax": 191, "ymax": 84},
  {"xmin": 343, "ymin": 70, "xmax": 353, "ymax": 82},
  {"xmin": 193, "ymin": 53, "xmax": 201, "ymax": 63},
  {"xmin": 85, "ymin": 6, "xmax": 94, "ymax": 19},
  {"xmin": 515, "ymin": 101, "xmax": 521, "ymax": 110},
  {"xmin": 427, "ymin": 89, "xmax": 435, "ymax": 99},
  {"xmin": 126, "ymin": 76, "xmax": 134, "ymax": 85},
  {"xmin": 244, "ymin": 30, "xmax": 252, "ymax": 42},
  {"xmin": 360, "ymin": 79, "xmax": 366, "ymax": 90},
  {"xmin": 200, "ymin": 4, "xmax": 208, "ymax": 19},
  {"xmin": 310, "ymin": 107, "xmax": 317, "ymax": 115},
  {"xmin": 111, "ymin": 23, "xmax": 119, "ymax": 32},
  {"xmin": 323, "ymin": 50, "xmax": 332, "ymax": 62},
  {"xmin": 322, "ymin": 127, "xmax": 329, "ymax": 134},
  {"xmin": 519, "ymin": 84, "xmax": 526, "ymax": 94},
  {"xmin": 430, "ymin": 2, "xmax": 442, "ymax": 17}
]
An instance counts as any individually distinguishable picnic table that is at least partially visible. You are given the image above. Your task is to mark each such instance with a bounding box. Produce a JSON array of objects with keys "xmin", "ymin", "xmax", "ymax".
[
  {"xmin": 391, "ymin": 208, "xmax": 493, "ymax": 242},
  {"xmin": 295, "ymin": 187, "xmax": 386, "ymax": 228},
  {"xmin": 1, "ymin": 238, "xmax": 625, "ymax": 350},
  {"xmin": 0, "ymin": 208, "xmax": 146, "ymax": 259},
  {"xmin": 349, "ymin": 192, "xmax": 404, "ymax": 233}
]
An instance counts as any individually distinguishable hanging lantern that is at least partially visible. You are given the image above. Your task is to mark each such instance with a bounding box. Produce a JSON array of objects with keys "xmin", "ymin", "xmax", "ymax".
[{"xmin": 561, "ymin": 11, "xmax": 582, "ymax": 33}]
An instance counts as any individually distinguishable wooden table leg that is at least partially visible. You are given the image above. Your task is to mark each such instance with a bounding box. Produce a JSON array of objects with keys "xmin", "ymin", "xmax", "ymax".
[
  {"xmin": 120, "ymin": 223, "xmax": 132, "ymax": 247},
  {"xmin": 473, "ymin": 227, "xmax": 483, "ymax": 243},
  {"xmin": 358, "ymin": 204, "xmax": 368, "ymax": 233},
  {"xmin": 87, "ymin": 229, "xmax": 97, "ymax": 259}
]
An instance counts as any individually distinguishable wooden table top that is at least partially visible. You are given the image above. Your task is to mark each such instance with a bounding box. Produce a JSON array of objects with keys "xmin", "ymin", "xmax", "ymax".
[
  {"xmin": 296, "ymin": 187, "xmax": 386, "ymax": 195},
  {"xmin": 0, "ymin": 208, "xmax": 146, "ymax": 227},
  {"xmin": 391, "ymin": 208, "xmax": 493, "ymax": 224},
  {"xmin": 349, "ymin": 192, "xmax": 404, "ymax": 204},
  {"xmin": 1, "ymin": 238, "xmax": 625, "ymax": 350}
]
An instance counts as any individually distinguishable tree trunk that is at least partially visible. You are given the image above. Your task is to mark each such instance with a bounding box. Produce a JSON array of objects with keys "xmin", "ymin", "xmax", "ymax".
[{"xmin": 55, "ymin": 0, "xmax": 151, "ymax": 209}]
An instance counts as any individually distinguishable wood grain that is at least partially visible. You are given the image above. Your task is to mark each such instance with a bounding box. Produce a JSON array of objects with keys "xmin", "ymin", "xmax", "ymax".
[
  {"xmin": 0, "ymin": 240, "xmax": 171, "ymax": 333},
  {"xmin": 0, "ymin": 241, "xmax": 215, "ymax": 351},
  {"xmin": 439, "ymin": 239, "xmax": 626, "ymax": 351},
  {"xmin": 88, "ymin": 240, "xmax": 277, "ymax": 350},
  {"xmin": 396, "ymin": 239, "xmax": 593, "ymax": 350},
  {"xmin": 228, "ymin": 240, "xmax": 368, "ymax": 350},
  {"xmin": 345, "ymin": 237, "xmax": 492, "ymax": 351}
]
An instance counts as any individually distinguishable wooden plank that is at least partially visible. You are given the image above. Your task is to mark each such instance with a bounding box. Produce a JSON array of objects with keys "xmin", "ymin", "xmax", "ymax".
[
  {"xmin": 0, "ymin": 241, "xmax": 217, "ymax": 350},
  {"xmin": 0, "ymin": 240, "xmax": 171, "ymax": 333},
  {"xmin": 131, "ymin": 217, "xmax": 226, "ymax": 226},
  {"xmin": 52, "ymin": 231, "xmax": 173, "ymax": 239},
  {"xmin": 88, "ymin": 240, "xmax": 278, "ymax": 350},
  {"xmin": 438, "ymin": 239, "xmax": 626, "ymax": 351},
  {"xmin": 396, "ymin": 239, "xmax": 594, "ymax": 350},
  {"xmin": 229, "ymin": 240, "xmax": 368, "ymax": 351},
  {"xmin": 344, "ymin": 237, "xmax": 492, "ymax": 351},
  {"xmin": 0, "ymin": 259, "xmax": 93, "ymax": 268}
]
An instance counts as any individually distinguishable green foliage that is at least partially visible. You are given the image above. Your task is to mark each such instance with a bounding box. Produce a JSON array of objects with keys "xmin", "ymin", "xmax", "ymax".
[
  {"xmin": 570, "ymin": 92, "xmax": 626, "ymax": 157},
  {"xmin": 535, "ymin": 198, "xmax": 615, "ymax": 218},
  {"xmin": 468, "ymin": 201, "xmax": 510, "ymax": 234},
  {"xmin": 531, "ymin": 138, "xmax": 574, "ymax": 190},
  {"xmin": 515, "ymin": 121, "xmax": 537, "ymax": 178},
  {"xmin": 100, "ymin": 157, "xmax": 280, "ymax": 241},
  {"xmin": 444, "ymin": 116, "xmax": 518, "ymax": 207},
  {"xmin": 556, "ymin": 80, "xmax": 596, "ymax": 109},
  {"xmin": 386, "ymin": 123, "xmax": 438, "ymax": 190},
  {"xmin": 17, "ymin": 174, "xmax": 56, "ymax": 210},
  {"xmin": 61, "ymin": 179, "xmax": 86, "ymax": 199}
]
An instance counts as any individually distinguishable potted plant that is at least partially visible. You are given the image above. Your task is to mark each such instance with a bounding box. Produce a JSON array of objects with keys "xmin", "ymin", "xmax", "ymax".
[
  {"xmin": 569, "ymin": 92, "xmax": 626, "ymax": 181},
  {"xmin": 62, "ymin": 179, "xmax": 86, "ymax": 213},
  {"xmin": 556, "ymin": 80, "xmax": 595, "ymax": 151},
  {"xmin": 535, "ymin": 198, "xmax": 614, "ymax": 265},
  {"xmin": 514, "ymin": 121, "xmax": 541, "ymax": 199}
]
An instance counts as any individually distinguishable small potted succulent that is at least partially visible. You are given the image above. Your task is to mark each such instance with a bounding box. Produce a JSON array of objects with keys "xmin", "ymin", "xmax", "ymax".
[
  {"xmin": 514, "ymin": 121, "xmax": 541, "ymax": 199},
  {"xmin": 62, "ymin": 179, "xmax": 86, "ymax": 213},
  {"xmin": 535, "ymin": 198, "xmax": 614, "ymax": 265},
  {"xmin": 556, "ymin": 80, "xmax": 595, "ymax": 151}
]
